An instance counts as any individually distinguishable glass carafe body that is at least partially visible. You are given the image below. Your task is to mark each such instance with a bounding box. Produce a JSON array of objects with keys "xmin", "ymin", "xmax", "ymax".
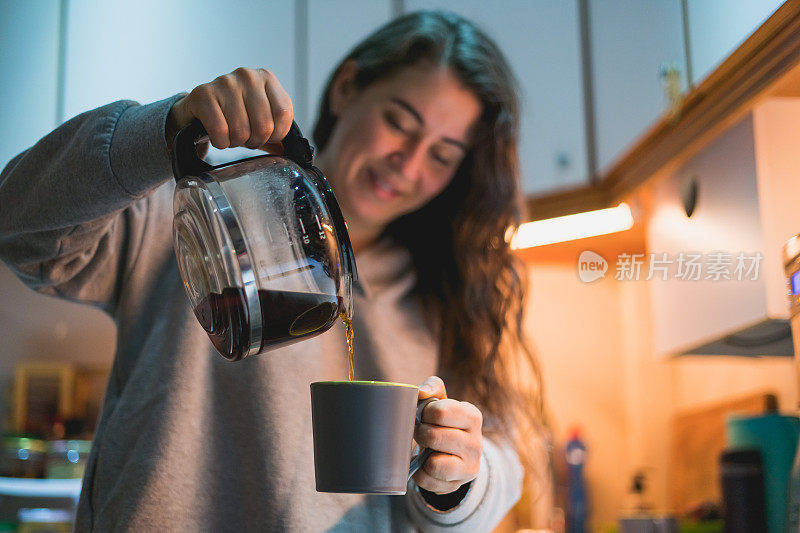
[{"xmin": 171, "ymin": 120, "xmax": 356, "ymax": 361}]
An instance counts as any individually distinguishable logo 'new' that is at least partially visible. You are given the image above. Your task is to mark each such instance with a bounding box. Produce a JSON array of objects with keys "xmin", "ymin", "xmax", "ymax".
[{"xmin": 578, "ymin": 251, "xmax": 607, "ymax": 283}]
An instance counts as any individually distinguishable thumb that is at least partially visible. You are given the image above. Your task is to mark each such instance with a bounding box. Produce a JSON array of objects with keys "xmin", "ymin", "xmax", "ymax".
[{"xmin": 418, "ymin": 376, "xmax": 447, "ymax": 400}]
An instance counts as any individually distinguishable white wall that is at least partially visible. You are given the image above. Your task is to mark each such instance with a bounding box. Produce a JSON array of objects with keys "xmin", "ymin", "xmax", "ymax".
[
  {"xmin": 525, "ymin": 258, "xmax": 797, "ymax": 528},
  {"xmin": 525, "ymin": 264, "xmax": 630, "ymax": 529}
]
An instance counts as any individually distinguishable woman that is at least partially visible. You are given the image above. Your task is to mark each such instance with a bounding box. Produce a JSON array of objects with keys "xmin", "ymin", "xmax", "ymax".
[{"xmin": 0, "ymin": 10, "xmax": 547, "ymax": 531}]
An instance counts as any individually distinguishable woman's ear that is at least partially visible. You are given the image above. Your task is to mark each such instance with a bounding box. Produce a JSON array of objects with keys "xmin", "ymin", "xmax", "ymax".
[{"xmin": 329, "ymin": 60, "xmax": 359, "ymax": 117}]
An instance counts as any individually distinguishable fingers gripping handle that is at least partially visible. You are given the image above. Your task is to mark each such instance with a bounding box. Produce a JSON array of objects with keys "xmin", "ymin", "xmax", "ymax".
[
  {"xmin": 171, "ymin": 119, "xmax": 314, "ymax": 182},
  {"xmin": 408, "ymin": 397, "xmax": 438, "ymax": 480}
]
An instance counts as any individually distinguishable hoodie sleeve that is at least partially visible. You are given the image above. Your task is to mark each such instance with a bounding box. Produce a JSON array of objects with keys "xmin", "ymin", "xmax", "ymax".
[
  {"xmin": 0, "ymin": 94, "xmax": 183, "ymax": 314},
  {"xmin": 404, "ymin": 436, "xmax": 524, "ymax": 532}
]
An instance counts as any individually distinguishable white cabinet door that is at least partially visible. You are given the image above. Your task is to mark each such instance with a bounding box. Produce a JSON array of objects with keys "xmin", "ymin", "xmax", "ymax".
[
  {"xmin": 589, "ymin": 0, "xmax": 687, "ymax": 174},
  {"xmin": 63, "ymin": 0, "xmax": 296, "ymax": 121},
  {"xmin": 403, "ymin": 1, "xmax": 588, "ymax": 195},
  {"xmin": 305, "ymin": 0, "xmax": 393, "ymax": 134},
  {"xmin": 687, "ymin": 0, "xmax": 784, "ymax": 85},
  {"xmin": 647, "ymin": 114, "xmax": 767, "ymax": 357},
  {"xmin": 0, "ymin": 0, "xmax": 60, "ymax": 168}
]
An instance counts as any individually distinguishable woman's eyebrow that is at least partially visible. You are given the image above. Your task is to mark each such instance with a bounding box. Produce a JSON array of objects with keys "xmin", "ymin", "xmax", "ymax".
[
  {"xmin": 390, "ymin": 97, "xmax": 468, "ymax": 151},
  {"xmin": 390, "ymin": 97, "xmax": 424, "ymax": 125}
]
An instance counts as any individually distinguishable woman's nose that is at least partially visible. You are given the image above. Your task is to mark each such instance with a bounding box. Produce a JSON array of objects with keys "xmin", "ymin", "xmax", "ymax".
[{"xmin": 387, "ymin": 144, "xmax": 425, "ymax": 183}]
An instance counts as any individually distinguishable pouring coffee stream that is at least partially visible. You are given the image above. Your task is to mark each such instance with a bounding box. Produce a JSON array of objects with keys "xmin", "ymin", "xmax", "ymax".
[
  {"xmin": 340, "ymin": 312, "xmax": 355, "ymax": 381},
  {"xmin": 171, "ymin": 118, "xmax": 359, "ymax": 371}
]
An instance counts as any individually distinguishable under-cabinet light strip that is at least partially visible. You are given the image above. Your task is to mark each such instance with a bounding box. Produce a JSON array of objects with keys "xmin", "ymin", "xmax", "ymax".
[{"xmin": 510, "ymin": 202, "xmax": 634, "ymax": 249}]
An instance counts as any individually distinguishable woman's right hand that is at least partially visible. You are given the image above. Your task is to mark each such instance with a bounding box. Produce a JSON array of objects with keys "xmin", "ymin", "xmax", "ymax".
[{"xmin": 167, "ymin": 67, "xmax": 294, "ymax": 151}]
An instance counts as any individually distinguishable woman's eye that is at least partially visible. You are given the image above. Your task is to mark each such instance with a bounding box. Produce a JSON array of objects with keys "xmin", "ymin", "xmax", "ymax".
[
  {"xmin": 432, "ymin": 152, "xmax": 454, "ymax": 167},
  {"xmin": 384, "ymin": 113, "xmax": 406, "ymax": 133}
]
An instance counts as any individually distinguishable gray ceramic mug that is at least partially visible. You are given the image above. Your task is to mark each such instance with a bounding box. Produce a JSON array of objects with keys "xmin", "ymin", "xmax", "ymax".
[{"xmin": 310, "ymin": 381, "xmax": 436, "ymax": 494}]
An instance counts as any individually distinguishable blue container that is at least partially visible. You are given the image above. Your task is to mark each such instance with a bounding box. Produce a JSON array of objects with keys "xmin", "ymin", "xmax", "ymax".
[{"xmin": 726, "ymin": 413, "xmax": 800, "ymax": 533}]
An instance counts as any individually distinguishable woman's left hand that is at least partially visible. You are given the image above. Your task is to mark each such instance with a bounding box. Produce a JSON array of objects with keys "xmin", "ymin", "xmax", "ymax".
[{"xmin": 413, "ymin": 376, "xmax": 483, "ymax": 494}]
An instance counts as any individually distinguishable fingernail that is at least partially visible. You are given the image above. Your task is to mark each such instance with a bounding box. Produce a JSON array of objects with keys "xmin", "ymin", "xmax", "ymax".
[{"xmin": 419, "ymin": 384, "xmax": 432, "ymax": 394}]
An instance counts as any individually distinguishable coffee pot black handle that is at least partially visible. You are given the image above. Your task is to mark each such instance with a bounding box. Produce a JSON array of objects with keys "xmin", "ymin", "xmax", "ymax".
[{"xmin": 172, "ymin": 118, "xmax": 315, "ymax": 182}]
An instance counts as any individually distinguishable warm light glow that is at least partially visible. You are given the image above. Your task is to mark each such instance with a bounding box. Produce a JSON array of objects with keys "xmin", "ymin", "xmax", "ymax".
[{"xmin": 510, "ymin": 203, "xmax": 634, "ymax": 249}]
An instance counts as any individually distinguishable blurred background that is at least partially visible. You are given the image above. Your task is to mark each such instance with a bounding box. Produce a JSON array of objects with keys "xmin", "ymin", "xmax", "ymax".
[{"xmin": 2, "ymin": 1, "xmax": 800, "ymax": 531}]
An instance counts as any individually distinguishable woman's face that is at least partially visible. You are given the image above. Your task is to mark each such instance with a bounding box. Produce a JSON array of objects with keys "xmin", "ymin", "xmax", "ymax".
[{"xmin": 315, "ymin": 63, "xmax": 482, "ymax": 239}]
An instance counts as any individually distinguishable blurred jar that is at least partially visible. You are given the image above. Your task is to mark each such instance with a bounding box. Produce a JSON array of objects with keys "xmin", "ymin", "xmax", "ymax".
[
  {"xmin": 45, "ymin": 440, "xmax": 91, "ymax": 479},
  {"xmin": 0, "ymin": 437, "xmax": 46, "ymax": 478},
  {"xmin": 17, "ymin": 508, "xmax": 73, "ymax": 533}
]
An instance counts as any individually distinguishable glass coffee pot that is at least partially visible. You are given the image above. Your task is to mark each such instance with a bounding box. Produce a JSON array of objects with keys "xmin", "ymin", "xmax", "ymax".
[{"xmin": 171, "ymin": 119, "xmax": 357, "ymax": 361}]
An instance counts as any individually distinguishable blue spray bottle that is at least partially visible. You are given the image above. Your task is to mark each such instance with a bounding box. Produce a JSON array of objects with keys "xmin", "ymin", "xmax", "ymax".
[{"xmin": 566, "ymin": 429, "xmax": 589, "ymax": 533}]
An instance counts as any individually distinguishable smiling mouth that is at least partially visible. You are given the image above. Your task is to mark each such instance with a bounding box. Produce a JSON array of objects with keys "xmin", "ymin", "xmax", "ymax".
[{"xmin": 367, "ymin": 168, "xmax": 400, "ymax": 200}]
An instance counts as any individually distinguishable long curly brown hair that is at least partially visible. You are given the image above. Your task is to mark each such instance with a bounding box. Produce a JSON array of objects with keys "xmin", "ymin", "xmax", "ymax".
[{"xmin": 314, "ymin": 11, "xmax": 547, "ymax": 473}]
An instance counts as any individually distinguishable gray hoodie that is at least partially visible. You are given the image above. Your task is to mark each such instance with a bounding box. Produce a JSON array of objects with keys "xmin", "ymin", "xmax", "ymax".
[{"xmin": 0, "ymin": 95, "xmax": 523, "ymax": 532}]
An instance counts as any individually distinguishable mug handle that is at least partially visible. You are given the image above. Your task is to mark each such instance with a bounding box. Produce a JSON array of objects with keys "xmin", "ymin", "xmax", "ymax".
[{"xmin": 408, "ymin": 397, "xmax": 438, "ymax": 480}]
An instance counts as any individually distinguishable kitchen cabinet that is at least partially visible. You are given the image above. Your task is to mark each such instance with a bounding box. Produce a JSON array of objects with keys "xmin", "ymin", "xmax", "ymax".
[
  {"xmin": 62, "ymin": 0, "xmax": 296, "ymax": 121},
  {"xmin": 647, "ymin": 99, "xmax": 800, "ymax": 357},
  {"xmin": 686, "ymin": 0, "xmax": 785, "ymax": 85},
  {"xmin": 63, "ymin": 0, "xmax": 296, "ymax": 165},
  {"xmin": 0, "ymin": 0, "xmax": 60, "ymax": 169},
  {"xmin": 528, "ymin": 1, "xmax": 800, "ymax": 226},
  {"xmin": 403, "ymin": 0, "xmax": 589, "ymax": 195},
  {"xmin": 589, "ymin": 0, "xmax": 687, "ymax": 174},
  {"xmin": 305, "ymin": 0, "xmax": 393, "ymax": 133}
]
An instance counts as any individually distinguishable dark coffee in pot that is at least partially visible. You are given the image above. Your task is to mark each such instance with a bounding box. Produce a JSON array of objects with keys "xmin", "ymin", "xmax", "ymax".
[{"xmin": 193, "ymin": 287, "xmax": 339, "ymax": 360}]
